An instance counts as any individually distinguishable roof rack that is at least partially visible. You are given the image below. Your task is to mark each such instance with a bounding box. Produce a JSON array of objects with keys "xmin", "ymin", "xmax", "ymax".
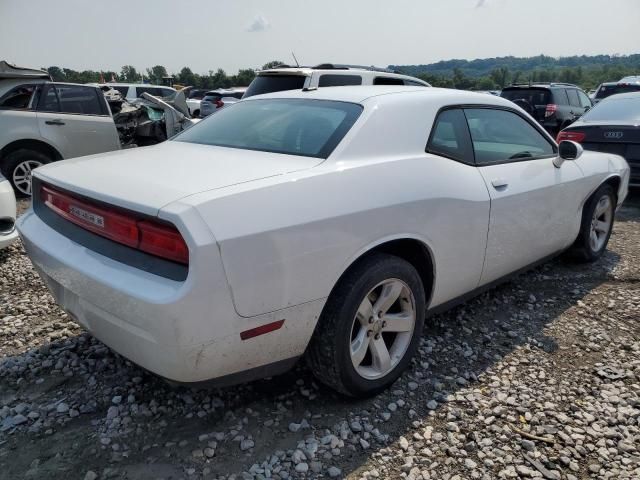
[
  {"xmin": 508, "ymin": 82, "xmax": 578, "ymax": 88},
  {"xmin": 311, "ymin": 63, "xmax": 402, "ymax": 74}
]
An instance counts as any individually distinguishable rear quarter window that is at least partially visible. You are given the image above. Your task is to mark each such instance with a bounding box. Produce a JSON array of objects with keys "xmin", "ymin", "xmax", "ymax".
[
  {"xmin": 318, "ymin": 75, "xmax": 363, "ymax": 87},
  {"xmin": 244, "ymin": 75, "xmax": 307, "ymax": 98},
  {"xmin": 0, "ymin": 84, "xmax": 39, "ymax": 110}
]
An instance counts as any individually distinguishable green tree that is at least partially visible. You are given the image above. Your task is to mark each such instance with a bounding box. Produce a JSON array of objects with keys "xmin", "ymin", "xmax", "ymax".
[
  {"xmin": 177, "ymin": 67, "xmax": 196, "ymax": 86},
  {"xmin": 120, "ymin": 65, "xmax": 139, "ymax": 82},
  {"xmin": 210, "ymin": 68, "xmax": 230, "ymax": 88},
  {"xmin": 46, "ymin": 66, "xmax": 66, "ymax": 81},
  {"xmin": 490, "ymin": 67, "xmax": 510, "ymax": 88},
  {"xmin": 232, "ymin": 68, "xmax": 256, "ymax": 86},
  {"xmin": 262, "ymin": 60, "xmax": 286, "ymax": 70},
  {"xmin": 146, "ymin": 65, "xmax": 168, "ymax": 84}
]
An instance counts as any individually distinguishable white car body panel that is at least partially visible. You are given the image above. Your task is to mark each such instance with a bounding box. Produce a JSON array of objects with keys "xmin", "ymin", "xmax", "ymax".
[
  {"xmin": 17, "ymin": 86, "xmax": 630, "ymax": 384},
  {"xmin": 0, "ymin": 177, "xmax": 18, "ymax": 249}
]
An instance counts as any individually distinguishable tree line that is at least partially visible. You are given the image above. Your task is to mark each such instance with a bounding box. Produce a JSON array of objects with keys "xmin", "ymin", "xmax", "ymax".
[
  {"xmin": 393, "ymin": 54, "xmax": 640, "ymax": 90},
  {"xmin": 43, "ymin": 54, "xmax": 639, "ymax": 92},
  {"xmin": 44, "ymin": 61, "xmax": 285, "ymax": 90}
]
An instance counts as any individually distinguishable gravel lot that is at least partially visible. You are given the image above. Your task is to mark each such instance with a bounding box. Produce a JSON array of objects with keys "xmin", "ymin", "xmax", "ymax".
[{"xmin": 1, "ymin": 193, "xmax": 639, "ymax": 480}]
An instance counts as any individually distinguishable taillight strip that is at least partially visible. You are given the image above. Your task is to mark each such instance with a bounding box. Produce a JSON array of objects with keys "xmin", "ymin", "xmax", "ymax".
[{"xmin": 41, "ymin": 185, "xmax": 189, "ymax": 265}]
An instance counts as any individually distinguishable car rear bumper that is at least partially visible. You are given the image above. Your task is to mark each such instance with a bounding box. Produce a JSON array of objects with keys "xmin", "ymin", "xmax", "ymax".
[{"xmin": 17, "ymin": 208, "xmax": 324, "ymax": 383}]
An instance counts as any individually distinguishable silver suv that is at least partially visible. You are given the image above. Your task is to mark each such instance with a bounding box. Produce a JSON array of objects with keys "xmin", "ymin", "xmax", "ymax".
[
  {"xmin": 243, "ymin": 64, "xmax": 431, "ymax": 98},
  {"xmin": 0, "ymin": 62, "xmax": 120, "ymax": 196}
]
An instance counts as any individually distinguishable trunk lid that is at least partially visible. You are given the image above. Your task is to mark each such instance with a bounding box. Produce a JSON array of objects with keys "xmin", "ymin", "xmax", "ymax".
[{"xmin": 34, "ymin": 141, "xmax": 319, "ymax": 216}]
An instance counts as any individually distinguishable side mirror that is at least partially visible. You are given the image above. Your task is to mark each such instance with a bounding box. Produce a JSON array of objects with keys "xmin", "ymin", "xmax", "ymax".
[{"xmin": 554, "ymin": 140, "xmax": 584, "ymax": 168}]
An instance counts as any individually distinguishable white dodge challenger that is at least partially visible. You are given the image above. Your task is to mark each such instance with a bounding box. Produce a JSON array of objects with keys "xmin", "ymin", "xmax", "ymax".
[{"xmin": 17, "ymin": 87, "xmax": 630, "ymax": 396}]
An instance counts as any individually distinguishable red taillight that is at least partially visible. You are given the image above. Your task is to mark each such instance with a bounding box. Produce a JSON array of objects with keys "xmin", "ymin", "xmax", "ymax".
[
  {"xmin": 215, "ymin": 99, "xmax": 224, "ymax": 108},
  {"xmin": 41, "ymin": 185, "xmax": 189, "ymax": 265},
  {"xmin": 556, "ymin": 131, "xmax": 586, "ymax": 143},
  {"xmin": 138, "ymin": 220, "xmax": 189, "ymax": 265},
  {"xmin": 544, "ymin": 104, "xmax": 557, "ymax": 118}
]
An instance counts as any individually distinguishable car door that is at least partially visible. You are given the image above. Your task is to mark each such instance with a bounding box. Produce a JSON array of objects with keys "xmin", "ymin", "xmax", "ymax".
[
  {"xmin": 566, "ymin": 88, "xmax": 583, "ymax": 123},
  {"xmin": 464, "ymin": 107, "xmax": 584, "ymax": 286},
  {"xmin": 37, "ymin": 84, "xmax": 120, "ymax": 159}
]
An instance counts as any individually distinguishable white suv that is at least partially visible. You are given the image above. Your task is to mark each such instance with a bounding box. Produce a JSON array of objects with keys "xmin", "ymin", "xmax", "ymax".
[
  {"xmin": 0, "ymin": 62, "xmax": 120, "ymax": 196},
  {"xmin": 243, "ymin": 64, "xmax": 431, "ymax": 98},
  {"xmin": 104, "ymin": 83, "xmax": 176, "ymax": 100}
]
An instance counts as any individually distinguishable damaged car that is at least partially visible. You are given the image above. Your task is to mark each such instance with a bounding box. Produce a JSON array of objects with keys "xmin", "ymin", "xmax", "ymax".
[{"xmin": 0, "ymin": 61, "xmax": 195, "ymax": 196}]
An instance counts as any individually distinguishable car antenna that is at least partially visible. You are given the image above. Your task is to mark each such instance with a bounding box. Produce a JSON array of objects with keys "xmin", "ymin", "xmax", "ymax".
[{"xmin": 291, "ymin": 52, "xmax": 300, "ymax": 68}]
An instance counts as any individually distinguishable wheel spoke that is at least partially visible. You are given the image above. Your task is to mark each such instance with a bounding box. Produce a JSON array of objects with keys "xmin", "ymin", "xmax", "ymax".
[
  {"xmin": 355, "ymin": 297, "xmax": 373, "ymax": 327},
  {"xmin": 373, "ymin": 281, "xmax": 402, "ymax": 315},
  {"xmin": 350, "ymin": 328, "xmax": 370, "ymax": 367},
  {"xmin": 595, "ymin": 197, "xmax": 611, "ymax": 217},
  {"xmin": 381, "ymin": 311, "xmax": 414, "ymax": 333},
  {"xmin": 594, "ymin": 220, "xmax": 609, "ymax": 233},
  {"xmin": 590, "ymin": 229, "xmax": 599, "ymax": 250},
  {"xmin": 369, "ymin": 336, "xmax": 391, "ymax": 373}
]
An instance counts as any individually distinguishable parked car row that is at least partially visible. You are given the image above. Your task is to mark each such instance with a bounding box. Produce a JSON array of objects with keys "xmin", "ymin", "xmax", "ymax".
[
  {"xmin": 558, "ymin": 91, "xmax": 640, "ymax": 187},
  {"xmin": 0, "ymin": 62, "xmax": 195, "ymax": 197}
]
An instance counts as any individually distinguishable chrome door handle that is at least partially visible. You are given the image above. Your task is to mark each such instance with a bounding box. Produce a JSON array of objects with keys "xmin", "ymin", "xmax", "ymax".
[
  {"xmin": 491, "ymin": 178, "xmax": 509, "ymax": 189},
  {"xmin": 45, "ymin": 119, "xmax": 65, "ymax": 126}
]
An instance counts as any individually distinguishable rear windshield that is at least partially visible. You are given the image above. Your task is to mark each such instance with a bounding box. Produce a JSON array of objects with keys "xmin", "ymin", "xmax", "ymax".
[
  {"xmin": 174, "ymin": 98, "xmax": 362, "ymax": 159},
  {"xmin": 501, "ymin": 88, "xmax": 551, "ymax": 105},
  {"xmin": 595, "ymin": 84, "xmax": 640, "ymax": 100},
  {"xmin": 243, "ymin": 75, "xmax": 306, "ymax": 98},
  {"xmin": 582, "ymin": 96, "xmax": 640, "ymax": 122}
]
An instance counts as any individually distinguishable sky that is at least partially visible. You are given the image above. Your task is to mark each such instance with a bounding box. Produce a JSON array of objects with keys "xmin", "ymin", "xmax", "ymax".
[{"xmin": 1, "ymin": 0, "xmax": 639, "ymax": 75}]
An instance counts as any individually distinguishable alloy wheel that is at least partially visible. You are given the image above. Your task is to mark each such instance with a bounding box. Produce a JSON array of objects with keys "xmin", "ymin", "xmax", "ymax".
[
  {"xmin": 349, "ymin": 278, "xmax": 416, "ymax": 380},
  {"xmin": 12, "ymin": 159, "xmax": 42, "ymax": 196},
  {"xmin": 589, "ymin": 194, "xmax": 613, "ymax": 252}
]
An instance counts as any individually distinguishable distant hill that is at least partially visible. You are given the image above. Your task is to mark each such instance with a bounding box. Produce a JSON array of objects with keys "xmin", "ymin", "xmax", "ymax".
[{"xmin": 390, "ymin": 54, "xmax": 640, "ymax": 78}]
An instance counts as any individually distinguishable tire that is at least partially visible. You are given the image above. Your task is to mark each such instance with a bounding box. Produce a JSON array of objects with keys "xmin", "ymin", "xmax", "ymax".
[
  {"xmin": 307, "ymin": 253, "xmax": 426, "ymax": 397},
  {"xmin": 193, "ymin": 109, "xmax": 200, "ymax": 118},
  {"xmin": 568, "ymin": 184, "xmax": 616, "ymax": 262},
  {"xmin": 0, "ymin": 149, "xmax": 51, "ymax": 197}
]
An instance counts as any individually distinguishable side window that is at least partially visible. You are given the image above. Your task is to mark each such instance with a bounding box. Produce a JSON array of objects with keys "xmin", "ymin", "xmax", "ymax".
[
  {"xmin": 111, "ymin": 86, "xmax": 129, "ymax": 97},
  {"xmin": 318, "ymin": 75, "xmax": 362, "ymax": 87},
  {"xmin": 373, "ymin": 77, "xmax": 404, "ymax": 85},
  {"xmin": 554, "ymin": 89, "xmax": 569, "ymax": 105},
  {"xmin": 566, "ymin": 89, "xmax": 581, "ymax": 107},
  {"xmin": 137, "ymin": 86, "xmax": 161, "ymax": 97},
  {"xmin": 39, "ymin": 85, "xmax": 61, "ymax": 112},
  {"xmin": 159, "ymin": 88, "xmax": 174, "ymax": 97},
  {"xmin": 426, "ymin": 108, "xmax": 474, "ymax": 164},
  {"xmin": 464, "ymin": 108, "xmax": 555, "ymax": 164},
  {"xmin": 405, "ymin": 80, "xmax": 426, "ymax": 86},
  {"xmin": 577, "ymin": 90, "xmax": 592, "ymax": 108},
  {"xmin": 56, "ymin": 85, "xmax": 103, "ymax": 115},
  {"xmin": 0, "ymin": 84, "xmax": 38, "ymax": 110}
]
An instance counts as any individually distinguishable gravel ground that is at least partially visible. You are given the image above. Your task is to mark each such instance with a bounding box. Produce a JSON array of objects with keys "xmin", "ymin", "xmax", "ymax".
[{"xmin": 1, "ymin": 193, "xmax": 639, "ymax": 480}]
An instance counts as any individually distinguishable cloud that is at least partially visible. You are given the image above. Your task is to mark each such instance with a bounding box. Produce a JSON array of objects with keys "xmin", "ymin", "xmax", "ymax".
[
  {"xmin": 475, "ymin": 0, "xmax": 487, "ymax": 7},
  {"xmin": 246, "ymin": 15, "xmax": 270, "ymax": 32}
]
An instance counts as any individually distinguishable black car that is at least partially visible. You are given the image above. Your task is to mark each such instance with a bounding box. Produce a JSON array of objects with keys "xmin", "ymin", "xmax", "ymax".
[
  {"xmin": 501, "ymin": 83, "xmax": 592, "ymax": 135},
  {"xmin": 593, "ymin": 81, "xmax": 640, "ymax": 104},
  {"xmin": 558, "ymin": 92, "xmax": 639, "ymax": 187}
]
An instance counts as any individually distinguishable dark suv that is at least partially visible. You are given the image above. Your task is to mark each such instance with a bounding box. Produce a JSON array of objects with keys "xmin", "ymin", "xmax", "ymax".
[{"xmin": 500, "ymin": 83, "xmax": 592, "ymax": 135}]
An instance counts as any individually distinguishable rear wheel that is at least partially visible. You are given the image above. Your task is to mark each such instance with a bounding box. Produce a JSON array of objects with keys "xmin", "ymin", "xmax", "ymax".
[
  {"xmin": 307, "ymin": 253, "xmax": 425, "ymax": 397},
  {"xmin": 568, "ymin": 184, "xmax": 616, "ymax": 262},
  {"xmin": 1, "ymin": 149, "xmax": 51, "ymax": 197}
]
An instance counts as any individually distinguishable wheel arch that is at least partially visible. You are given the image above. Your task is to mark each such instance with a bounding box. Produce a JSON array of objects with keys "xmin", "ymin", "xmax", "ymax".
[
  {"xmin": 330, "ymin": 236, "xmax": 436, "ymax": 309},
  {"xmin": 0, "ymin": 139, "xmax": 63, "ymax": 164}
]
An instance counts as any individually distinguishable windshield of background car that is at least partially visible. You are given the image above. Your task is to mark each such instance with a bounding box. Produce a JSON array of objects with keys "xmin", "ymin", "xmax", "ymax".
[
  {"xmin": 174, "ymin": 99, "xmax": 363, "ymax": 159},
  {"xmin": 595, "ymin": 84, "xmax": 640, "ymax": 100},
  {"xmin": 243, "ymin": 75, "xmax": 306, "ymax": 98},
  {"xmin": 581, "ymin": 96, "xmax": 640, "ymax": 122},
  {"xmin": 501, "ymin": 88, "xmax": 551, "ymax": 105}
]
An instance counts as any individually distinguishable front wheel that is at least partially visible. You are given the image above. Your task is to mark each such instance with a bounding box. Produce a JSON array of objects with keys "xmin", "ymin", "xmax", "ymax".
[
  {"xmin": 307, "ymin": 253, "xmax": 425, "ymax": 397},
  {"xmin": 568, "ymin": 184, "xmax": 616, "ymax": 262}
]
